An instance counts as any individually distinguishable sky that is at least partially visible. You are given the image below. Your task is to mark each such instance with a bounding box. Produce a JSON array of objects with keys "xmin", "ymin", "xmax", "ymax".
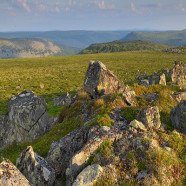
[{"xmin": 0, "ymin": 0, "xmax": 186, "ymax": 31}]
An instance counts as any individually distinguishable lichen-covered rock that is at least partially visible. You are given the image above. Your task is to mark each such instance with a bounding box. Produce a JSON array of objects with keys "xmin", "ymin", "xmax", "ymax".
[
  {"xmin": 0, "ymin": 160, "xmax": 31, "ymax": 186},
  {"xmin": 171, "ymin": 100, "xmax": 186, "ymax": 133},
  {"xmin": 47, "ymin": 126, "xmax": 89, "ymax": 176},
  {"xmin": 139, "ymin": 79, "xmax": 149, "ymax": 87},
  {"xmin": 0, "ymin": 90, "xmax": 54, "ymax": 149},
  {"xmin": 84, "ymin": 61, "xmax": 136, "ymax": 105},
  {"xmin": 16, "ymin": 146, "xmax": 55, "ymax": 186},
  {"xmin": 129, "ymin": 120, "xmax": 147, "ymax": 131},
  {"xmin": 137, "ymin": 106, "xmax": 161, "ymax": 129},
  {"xmin": 171, "ymin": 61, "xmax": 186, "ymax": 89},
  {"xmin": 66, "ymin": 125, "xmax": 122, "ymax": 185},
  {"xmin": 72, "ymin": 164, "xmax": 103, "ymax": 186}
]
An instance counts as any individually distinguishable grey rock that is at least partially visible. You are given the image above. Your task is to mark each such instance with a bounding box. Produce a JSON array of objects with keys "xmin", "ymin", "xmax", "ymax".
[
  {"xmin": 143, "ymin": 93, "xmax": 159, "ymax": 103},
  {"xmin": 171, "ymin": 100, "xmax": 186, "ymax": 133},
  {"xmin": 84, "ymin": 61, "xmax": 136, "ymax": 106},
  {"xmin": 47, "ymin": 126, "xmax": 89, "ymax": 177},
  {"xmin": 139, "ymin": 79, "xmax": 150, "ymax": 87},
  {"xmin": 136, "ymin": 171, "xmax": 148, "ymax": 180},
  {"xmin": 53, "ymin": 92, "xmax": 76, "ymax": 107},
  {"xmin": 0, "ymin": 160, "xmax": 31, "ymax": 186},
  {"xmin": 16, "ymin": 146, "xmax": 55, "ymax": 186},
  {"xmin": 171, "ymin": 61, "xmax": 186, "ymax": 89},
  {"xmin": 0, "ymin": 90, "xmax": 54, "ymax": 149},
  {"xmin": 66, "ymin": 125, "xmax": 122, "ymax": 185},
  {"xmin": 129, "ymin": 120, "xmax": 147, "ymax": 131},
  {"xmin": 72, "ymin": 164, "xmax": 103, "ymax": 186},
  {"xmin": 149, "ymin": 73, "xmax": 166, "ymax": 86},
  {"xmin": 137, "ymin": 106, "xmax": 161, "ymax": 129}
]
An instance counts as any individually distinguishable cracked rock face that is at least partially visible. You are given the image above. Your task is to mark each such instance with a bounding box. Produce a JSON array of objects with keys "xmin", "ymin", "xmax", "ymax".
[
  {"xmin": 0, "ymin": 90, "xmax": 54, "ymax": 149},
  {"xmin": 16, "ymin": 146, "xmax": 55, "ymax": 186},
  {"xmin": 84, "ymin": 61, "xmax": 136, "ymax": 106},
  {"xmin": 171, "ymin": 100, "xmax": 186, "ymax": 134},
  {"xmin": 0, "ymin": 160, "xmax": 31, "ymax": 186}
]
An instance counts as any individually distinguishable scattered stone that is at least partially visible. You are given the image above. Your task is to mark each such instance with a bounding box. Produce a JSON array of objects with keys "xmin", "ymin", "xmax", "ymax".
[
  {"xmin": 164, "ymin": 146, "xmax": 172, "ymax": 152},
  {"xmin": 136, "ymin": 171, "xmax": 148, "ymax": 180},
  {"xmin": 53, "ymin": 92, "xmax": 76, "ymax": 106},
  {"xmin": 171, "ymin": 100, "xmax": 186, "ymax": 133},
  {"xmin": 0, "ymin": 90, "xmax": 54, "ymax": 149},
  {"xmin": 171, "ymin": 61, "xmax": 186, "ymax": 89},
  {"xmin": 72, "ymin": 164, "xmax": 103, "ymax": 186},
  {"xmin": 149, "ymin": 73, "xmax": 166, "ymax": 86},
  {"xmin": 84, "ymin": 61, "xmax": 136, "ymax": 105},
  {"xmin": 137, "ymin": 106, "xmax": 161, "ymax": 129},
  {"xmin": 129, "ymin": 120, "xmax": 147, "ymax": 131},
  {"xmin": 16, "ymin": 146, "xmax": 55, "ymax": 186},
  {"xmin": 0, "ymin": 160, "xmax": 31, "ymax": 186}
]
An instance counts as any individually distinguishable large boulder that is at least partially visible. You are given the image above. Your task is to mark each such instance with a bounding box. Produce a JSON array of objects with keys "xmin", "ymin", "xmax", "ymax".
[
  {"xmin": 137, "ymin": 106, "xmax": 161, "ymax": 129},
  {"xmin": 72, "ymin": 164, "xmax": 103, "ymax": 186},
  {"xmin": 84, "ymin": 61, "xmax": 136, "ymax": 105},
  {"xmin": 16, "ymin": 146, "xmax": 55, "ymax": 186},
  {"xmin": 172, "ymin": 92, "xmax": 186, "ymax": 102},
  {"xmin": 171, "ymin": 100, "xmax": 186, "ymax": 133},
  {"xmin": 0, "ymin": 160, "xmax": 31, "ymax": 186},
  {"xmin": 0, "ymin": 90, "xmax": 54, "ymax": 149},
  {"xmin": 47, "ymin": 126, "xmax": 89, "ymax": 177},
  {"xmin": 171, "ymin": 62, "xmax": 186, "ymax": 89}
]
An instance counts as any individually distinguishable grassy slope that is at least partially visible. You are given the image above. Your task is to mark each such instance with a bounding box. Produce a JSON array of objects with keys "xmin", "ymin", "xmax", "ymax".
[
  {"xmin": 80, "ymin": 40, "xmax": 169, "ymax": 54},
  {"xmin": 0, "ymin": 51, "xmax": 186, "ymax": 116}
]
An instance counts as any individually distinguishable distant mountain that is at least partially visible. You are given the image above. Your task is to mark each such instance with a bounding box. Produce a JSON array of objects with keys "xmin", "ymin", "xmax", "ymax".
[
  {"xmin": 80, "ymin": 40, "xmax": 169, "ymax": 54},
  {"xmin": 0, "ymin": 38, "xmax": 63, "ymax": 58},
  {"xmin": 0, "ymin": 31, "xmax": 130, "ymax": 49},
  {"xmin": 122, "ymin": 30, "xmax": 186, "ymax": 46}
]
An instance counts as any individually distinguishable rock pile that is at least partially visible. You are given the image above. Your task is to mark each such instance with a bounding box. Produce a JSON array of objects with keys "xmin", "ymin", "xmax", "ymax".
[
  {"xmin": 84, "ymin": 61, "xmax": 136, "ymax": 105},
  {"xmin": 0, "ymin": 90, "xmax": 55, "ymax": 149}
]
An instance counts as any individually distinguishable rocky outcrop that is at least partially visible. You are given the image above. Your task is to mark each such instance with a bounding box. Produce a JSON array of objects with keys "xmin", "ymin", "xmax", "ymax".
[
  {"xmin": 171, "ymin": 100, "xmax": 186, "ymax": 133},
  {"xmin": 84, "ymin": 61, "xmax": 136, "ymax": 105},
  {"xmin": 16, "ymin": 146, "xmax": 55, "ymax": 186},
  {"xmin": 171, "ymin": 62, "xmax": 186, "ymax": 89},
  {"xmin": 0, "ymin": 90, "xmax": 55, "ymax": 149},
  {"xmin": 47, "ymin": 126, "xmax": 89, "ymax": 177},
  {"xmin": 137, "ymin": 106, "xmax": 161, "ymax": 129},
  {"xmin": 72, "ymin": 164, "xmax": 103, "ymax": 186},
  {"xmin": 66, "ymin": 125, "xmax": 122, "ymax": 185},
  {"xmin": 129, "ymin": 120, "xmax": 147, "ymax": 131},
  {"xmin": 0, "ymin": 160, "xmax": 31, "ymax": 186}
]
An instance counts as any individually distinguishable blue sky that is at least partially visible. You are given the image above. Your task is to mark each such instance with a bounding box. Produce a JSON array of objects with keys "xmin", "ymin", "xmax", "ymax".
[{"xmin": 0, "ymin": 0, "xmax": 186, "ymax": 31}]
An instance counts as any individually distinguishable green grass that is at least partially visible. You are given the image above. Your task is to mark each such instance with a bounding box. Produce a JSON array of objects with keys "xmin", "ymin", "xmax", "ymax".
[{"xmin": 0, "ymin": 51, "xmax": 185, "ymax": 116}]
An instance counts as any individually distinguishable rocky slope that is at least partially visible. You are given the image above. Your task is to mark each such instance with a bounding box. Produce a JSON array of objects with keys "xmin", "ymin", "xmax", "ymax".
[
  {"xmin": 0, "ymin": 60, "xmax": 185, "ymax": 186},
  {"xmin": 0, "ymin": 38, "xmax": 63, "ymax": 58},
  {"xmin": 80, "ymin": 40, "xmax": 169, "ymax": 54}
]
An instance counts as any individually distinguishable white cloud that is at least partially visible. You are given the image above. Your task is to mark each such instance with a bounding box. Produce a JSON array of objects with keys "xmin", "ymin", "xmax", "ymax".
[{"xmin": 17, "ymin": 0, "xmax": 31, "ymax": 13}]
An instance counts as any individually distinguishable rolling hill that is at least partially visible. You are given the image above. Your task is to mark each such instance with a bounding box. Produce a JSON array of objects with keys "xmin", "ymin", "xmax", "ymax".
[
  {"xmin": 80, "ymin": 40, "xmax": 169, "ymax": 54},
  {"xmin": 0, "ymin": 38, "xmax": 63, "ymax": 58},
  {"xmin": 0, "ymin": 31, "xmax": 130, "ymax": 49},
  {"xmin": 122, "ymin": 30, "xmax": 186, "ymax": 46}
]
